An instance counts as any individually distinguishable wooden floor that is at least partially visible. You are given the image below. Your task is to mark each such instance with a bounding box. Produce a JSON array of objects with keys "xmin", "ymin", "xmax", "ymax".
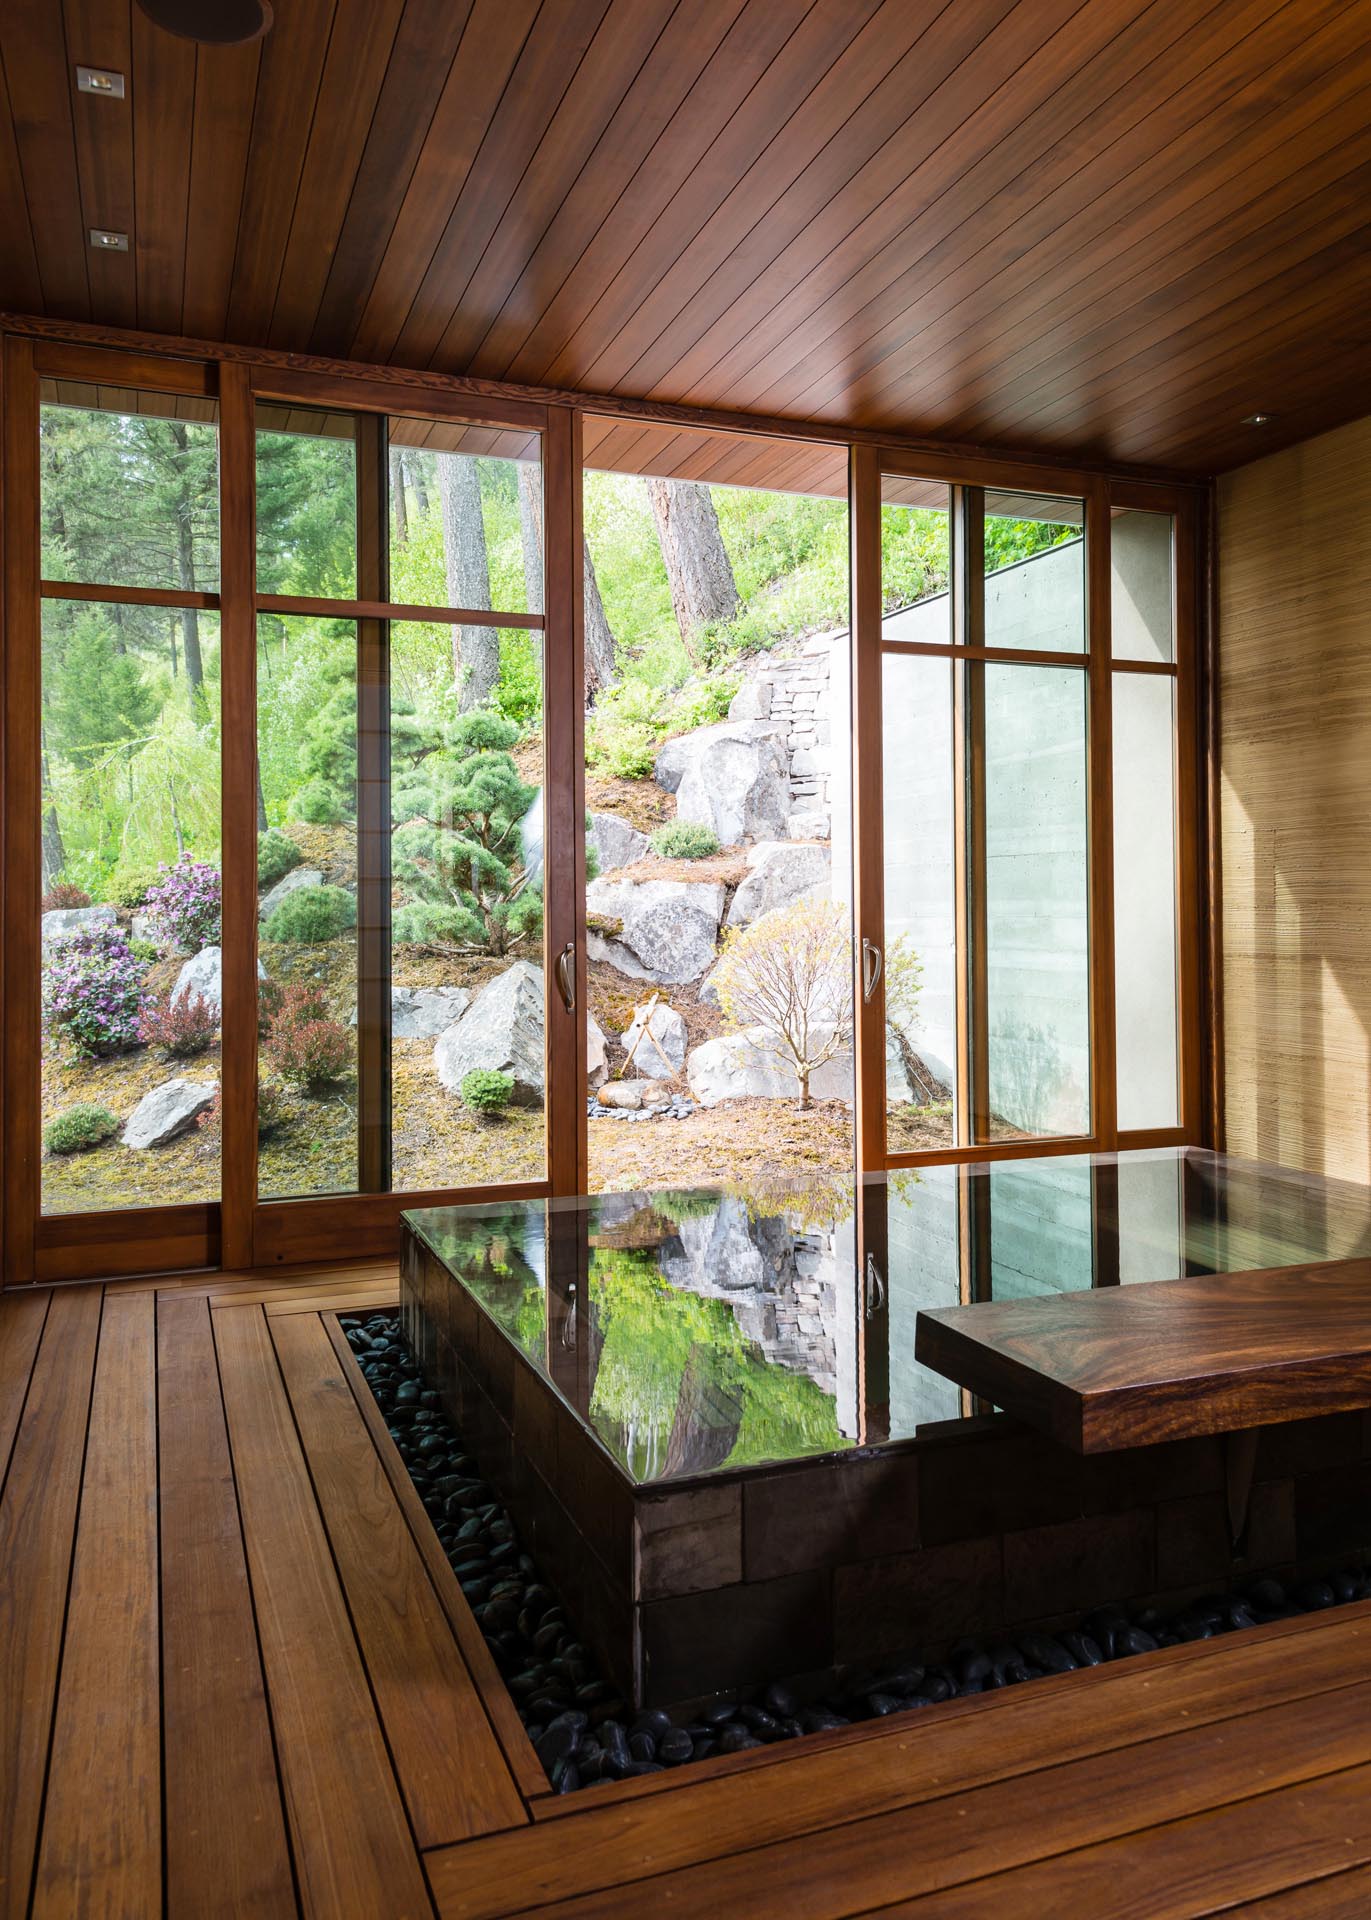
[{"xmin": 7, "ymin": 1269, "xmax": 1371, "ymax": 1919}]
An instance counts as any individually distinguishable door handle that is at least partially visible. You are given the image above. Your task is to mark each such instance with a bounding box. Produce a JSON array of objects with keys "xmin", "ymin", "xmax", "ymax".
[
  {"xmin": 556, "ymin": 941, "xmax": 576, "ymax": 1015},
  {"xmin": 862, "ymin": 937, "xmax": 883, "ymax": 1003},
  {"xmin": 865, "ymin": 1251, "xmax": 885, "ymax": 1318}
]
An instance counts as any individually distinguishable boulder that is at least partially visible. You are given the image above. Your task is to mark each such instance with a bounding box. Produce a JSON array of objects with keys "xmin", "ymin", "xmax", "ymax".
[
  {"xmin": 586, "ymin": 1012, "xmax": 610, "ymax": 1091},
  {"xmin": 697, "ymin": 961, "xmax": 723, "ymax": 1010},
  {"xmin": 724, "ymin": 840, "xmax": 831, "ymax": 928},
  {"xmin": 353, "ymin": 985, "xmax": 470, "ymax": 1039},
  {"xmin": 121, "ymin": 1077, "xmax": 218, "ymax": 1149},
  {"xmin": 787, "ymin": 811, "xmax": 831, "ymax": 842},
  {"xmin": 585, "ymin": 876, "xmax": 725, "ymax": 984},
  {"xmin": 434, "ymin": 960, "xmax": 544, "ymax": 1106},
  {"xmin": 170, "ymin": 944, "xmax": 266, "ymax": 1014},
  {"xmin": 597, "ymin": 1079, "xmax": 669, "ymax": 1110},
  {"xmin": 258, "ymin": 866, "xmax": 323, "ymax": 919},
  {"xmin": 588, "ymin": 810, "xmax": 650, "ymax": 874},
  {"xmin": 655, "ymin": 721, "xmax": 790, "ymax": 845},
  {"xmin": 620, "ymin": 1000, "xmax": 688, "ymax": 1080},
  {"xmin": 686, "ymin": 1027, "xmax": 852, "ymax": 1106},
  {"xmin": 41, "ymin": 903, "xmax": 117, "ymax": 952},
  {"xmin": 727, "ymin": 676, "xmax": 773, "ymax": 723}
]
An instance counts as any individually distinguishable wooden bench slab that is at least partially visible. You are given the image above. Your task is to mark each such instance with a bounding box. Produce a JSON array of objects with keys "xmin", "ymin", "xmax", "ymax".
[{"xmin": 915, "ymin": 1258, "xmax": 1371, "ymax": 1451}]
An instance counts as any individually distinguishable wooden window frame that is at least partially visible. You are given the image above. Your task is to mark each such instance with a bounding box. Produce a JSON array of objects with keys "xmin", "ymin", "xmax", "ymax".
[{"xmin": 1, "ymin": 320, "xmax": 1209, "ymax": 1286}]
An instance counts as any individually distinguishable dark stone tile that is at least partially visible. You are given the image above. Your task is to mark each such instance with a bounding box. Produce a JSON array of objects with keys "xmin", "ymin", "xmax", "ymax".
[
  {"xmin": 1155, "ymin": 1480, "xmax": 1296, "ymax": 1591},
  {"xmin": 918, "ymin": 1426, "xmax": 1087, "ymax": 1544},
  {"xmin": 1295, "ymin": 1460, "xmax": 1371, "ymax": 1559},
  {"xmin": 556, "ymin": 1422, "xmax": 633, "ymax": 1579},
  {"xmin": 474, "ymin": 1309, "xmax": 516, "ymax": 1419},
  {"xmin": 833, "ymin": 1537, "xmax": 1003, "ymax": 1664},
  {"xmin": 639, "ymin": 1571, "xmax": 832, "ymax": 1705},
  {"xmin": 1086, "ymin": 1436, "xmax": 1225, "ymax": 1513},
  {"xmin": 1003, "ymin": 1510, "xmax": 1154, "ymax": 1622},
  {"xmin": 743, "ymin": 1453, "xmax": 920, "ymax": 1579},
  {"xmin": 1258, "ymin": 1412, "xmax": 1365, "ymax": 1480},
  {"xmin": 514, "ymin": 1462, "xmax": 636, "ymax": 1702},
  {"xmin": 512, "ymin": 1358, "xmax": 561, "ymax": 1487},
  {"xmin": 635, "ymin": 1483, "xmax": 742, "ymax": 1602}
]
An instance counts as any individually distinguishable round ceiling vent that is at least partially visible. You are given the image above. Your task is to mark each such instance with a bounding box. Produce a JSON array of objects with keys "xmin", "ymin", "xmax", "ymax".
[{"xmin": 134, "ymin": 0, "xmax": 274, "ymax": 45}]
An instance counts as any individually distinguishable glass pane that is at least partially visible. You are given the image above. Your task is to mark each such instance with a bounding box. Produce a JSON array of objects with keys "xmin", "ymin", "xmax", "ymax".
[
  {"xmin": 388, "ymin": 422, "xmax": 542, "ymax": 619},
  {"xmin": 389, "ymin": 620, "xmax": 546, "ymax": 1190},
  {"xmin": 255, "ymin": 613, "xmax": 359, "ymax": 1200},
  {"xmin": 40, "ymin": 599, "xmax": 222, "ymax": 1214},
  {"xmin": 983, "ymin": 489, "xmax": 1084, "ymax": 653},
  {"xmin": 40, "ymin": 386, "xmax": 220, "ymax": 592},
  {"xmin": 1111, "ymin": 509, "xmax": 1174, "ymax": 663},
  {"xmin": 987, "ymin": 1158, "xmax": 1095, "ymax": 1298},
  {"xmin": 882, "ymin": 653, "xmax": 956, "ymax": 1148},
  {"xmin": 255, "ymin": 405, "xmax": 357, "ymax": 599},
  {"xmin": 879, "ymin": 479, "xmax": 952, "ymax": 641},
  {"xmin": 581, "ymin": 415, "xmax": 854, "ymax": 1194},
  {"xmin": 1113, "ymin": 672, "xmax": 1179, "ymax": 1130},
  {"xmin": 982, "ymin": 662, "xmax": 1090, "ymax": 1139}
]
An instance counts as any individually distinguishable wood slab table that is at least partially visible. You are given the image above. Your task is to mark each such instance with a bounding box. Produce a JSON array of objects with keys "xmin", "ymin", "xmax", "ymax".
[{"xmin": 914, "ymin": 1258, "xmax": 1371, "ymax": 1454}]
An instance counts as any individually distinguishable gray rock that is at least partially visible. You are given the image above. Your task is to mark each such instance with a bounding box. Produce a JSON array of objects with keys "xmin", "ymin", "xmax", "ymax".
[
  {"xmin": 620, "ymin": 1000, "xmax": 687, "ymax": 1080},
  {"xmin": 586, "ymin": 1012, "xmax": 610, "ymax": 1091},
  {"xmin": 725, "ymin": 840, "xmax": 831, "ymax": 928},
  {"xmin": 727, "ymin": 676, "xmax": 773, "ymax": 723},
  {"xmin": 434, "ymin": 960, "xmax": 544, "ymax": 1106},
  {"xmin": 662, "ymin": 721, "xmax": 791, "ymax": 847},
  {"xmin": 588, "ymin": 811, "xmax": 650, "ymax": 874},
  {"xmin": 585, "ymin": 876, "xmax": 724, "ymax": 984},
  {"xmin": 131, "ymin": 910, "xmax": 158, "ymax": 944},
  {"xmin": 787, "ymin": 811, "xmax": 831, "ymax": 841},
  {"xmin": 519, "ymin": 791, "xmax": 544, "ymax": 884},
  {"xmin": 698, "ymin": 961, "xmax": 723, "ymax": 1010},
  {"xmin": 121, "ymin": 1077, "xmax": 218, "ymax": 1149},
  {"xmin": 385, "ymin": 986, "xmax": 471, "ymax": 1040},
  {"xmin": 258, "ymin": 866, "xmax": 324, "ymax": 920},
  {"xmin": 598, "ymin": 1079, "xmax": 669, "ymax": 1110},
  {"xmin": 41, "ymin": 903, "xmax": 117, "ymax": 952},
  {"xmin": 172, "ymin": 945, "xmax": 226, "ymax": 1014},
  {"xmin": 686, "ymin": 1027, "xmax": 852, "ymax": 1106}
]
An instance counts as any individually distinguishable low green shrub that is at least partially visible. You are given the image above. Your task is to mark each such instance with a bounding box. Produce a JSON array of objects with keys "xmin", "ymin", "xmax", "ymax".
[
  {"xmin": 460, "ymin": 1068, "xmax": 514, "ymax": 1118},
  {"xmin": 289, "ymin": 777, "xmax": 349, "ymax": 826},
  {"xmin": 649, "ymin": 820, "xmax": 719, "ymax": 859},
  {"xmin": 262, "ymin": 884, "xmax": 356, "ymax": 944},
  {"xmin": 106, "ymin": 866, "xmax": 161, "ymax": 909},
  {"xmin": 257, "ymin": 828, "xmax": 304, "ymax": 888},
  {"xmin": 129, "ymin": 938, "xmax": 161, "ymax": 966},
  {"xmin": 45, "ymin": 1104, "xmax": 118, "ymax": 1155}
]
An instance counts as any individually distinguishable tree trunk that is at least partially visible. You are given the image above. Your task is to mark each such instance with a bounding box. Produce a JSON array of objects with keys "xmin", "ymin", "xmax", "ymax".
[
  {"xmin": 256, "ymin": 765, "xmax": 269, "ymax": 834},
  {"xmin": 170, "ymin": 425, "xmax": 205, "ymax": 696},
  {"xmin": 390, "ymin": 449, "xmax": 408, "ymax": 545},
  {"xmin": 439, "ymin": 453, "xmax": 498, "ymax": 710},
  {"xmin": 516, "ymin": 461, "xmax": 616, "ymax": 701},
  {"xmin": 406, "ymin": 450, "xmax": 430, "ymax": 518},
  {"xmin": 40, "ymin": 732, "xmax": 65, "ymax": 885},
  {"xmin": 645, "ymin": 477, "xmax": 739, "ymax": 662},
  {"xmin": 516, "ymin": 461, "xmax": 543, "ymax": 614}
]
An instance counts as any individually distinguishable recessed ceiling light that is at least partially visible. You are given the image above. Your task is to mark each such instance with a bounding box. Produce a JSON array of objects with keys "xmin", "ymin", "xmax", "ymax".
[
  {"xmin": 134, "ymin": 0, "xmax": 273, "ymax": 44},
  {"xmin": 76, "ymin": 66, "xmax": 125, "ymax": 97},
  {"xmin": 89, "ymin": 229, "xmax": 129, "ymax": 252},
  {"xmin": 1242, "ymin": 413, "xmax": 1273, "ymax": 427}
]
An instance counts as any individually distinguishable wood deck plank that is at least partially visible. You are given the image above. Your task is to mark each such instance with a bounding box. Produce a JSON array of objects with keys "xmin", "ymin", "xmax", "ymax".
[
  {"xmin": 0, "ymin": 1284, "xmax": 102, "ymax": 1920},
  {"xmin": 33, "ymin": 1291, "xmax": 160, "ymax": 1917},
  {"xmin": 877, "ymin": 1759, "xmax": 1371, "ymax": 1917},
  {"xmin": 496, "ymin": 1682, "xmax": 1371, "ymax": 1919},
  {"xmin": 324, "ymin": 1313, "xmax": 548, "ymax": 1802},
  {"xmin": 425, "ymin": 1604, "xmax": 1371, "ymax": 1920},
  {"xmin": 271, "ymin": 1310, "xmax": 528, "ymax": 1848},
  {"xmin": 0, "ymin": 1287, "xmax": 47, "ymax": 1489},
  {"xmin": 158, "ymin": 1292, "xmax": 296, "ymax": 1920},
  {"xmin": 214, "ymin": 1303, "xmax": 434, "ymax": 1920}
]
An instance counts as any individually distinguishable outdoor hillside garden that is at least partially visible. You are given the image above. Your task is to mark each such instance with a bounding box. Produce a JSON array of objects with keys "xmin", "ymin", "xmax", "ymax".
[{"xmin": 38, "ymin": 399, "xmax": 1068, "ymax": 1212}]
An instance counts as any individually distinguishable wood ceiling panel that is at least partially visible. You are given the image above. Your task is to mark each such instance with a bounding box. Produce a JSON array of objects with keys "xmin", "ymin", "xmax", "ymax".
[{"xmin": 3, "ymin": 0, "xmax": 1369, "ymax": 474}]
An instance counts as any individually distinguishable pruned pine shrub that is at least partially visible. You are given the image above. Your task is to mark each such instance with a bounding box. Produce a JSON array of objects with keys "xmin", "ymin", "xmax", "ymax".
[
  {"xmin": 649, "ymin": 820, "xmax": 719, "ymax": 860},
  {"xmin": 460, "ymin": 1068, "xmax": 514, "ymax": 1118},
  {"xmin": 257, "ymin": 828, "xmax": 304, "ymax": 888},
  {"xmin": 262, "ymin": 884, "xmax": 356, "ymax": 944},
  {"xmin": 44, "ymin": 1104, "xmax": 119, "ymax": 1155}
]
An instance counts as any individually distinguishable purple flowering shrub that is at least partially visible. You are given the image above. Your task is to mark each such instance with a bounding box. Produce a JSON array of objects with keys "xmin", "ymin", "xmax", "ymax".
[
  {"xmin": 145, "ymin": 856, "xmax": 221, "ymax": 952},
  {"xmin": 43, "ymin": 926, "xmax": 149, "ymax": 1058}
]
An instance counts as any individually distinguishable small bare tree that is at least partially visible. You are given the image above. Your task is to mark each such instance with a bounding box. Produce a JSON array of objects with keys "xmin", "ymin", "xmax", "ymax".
[{"xmin": 711, "ymin": 898, "xmax": 920, "ymax": 1109}]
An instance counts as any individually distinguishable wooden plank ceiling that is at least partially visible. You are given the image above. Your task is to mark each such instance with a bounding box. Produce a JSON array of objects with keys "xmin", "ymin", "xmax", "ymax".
[{"xmin": 2, "ymin": 0, "xmax": 1369, "ymax": 476}]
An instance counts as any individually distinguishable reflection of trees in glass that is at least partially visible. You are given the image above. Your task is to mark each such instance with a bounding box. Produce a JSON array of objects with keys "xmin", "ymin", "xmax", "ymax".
[
  {"xmin": 588, "ymin": 1248, "xmax": 842, "ymax": 1481},
  {"xmin": 432, "ymin": 1211, "xmax": 545, "ymax": 1359}
]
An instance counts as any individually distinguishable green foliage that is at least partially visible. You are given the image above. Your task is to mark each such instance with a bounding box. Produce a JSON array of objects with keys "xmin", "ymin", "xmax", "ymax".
[
  {"xmin": 649, "ymin": 820, "xmax": 719, "ymax": 859},
  {"xmin": 288, "ymin": 777, "xmax": 349, "ymax": 826},
  {"xmin": 460, "ymin": 1068, "xmax": 514, "ymax": 1117},
  {"xmin": 257, "ymin": 828, "xmax": 303, "ymax": 888},
  {"xmin": 129, "ymin": 938, "xmax": 160, "ymax": 966},
  {"xmin": 45, "ymin": 610, "xmax": 159, "ymax": 770},
  {"xmin": 584, "ymin": 667, "xmax": 736, "ymax": 780},
  {"xmin": 106, "ymin": 865, "xmax": 161, "ymax": 909},
  {"xmin": 262, "ymin": 884, "xmax": 356, "ymax": 944},
  {"xmin": 44, "ymin": 1103, "xmax": 119, "ymax": 1156},
  {"xmin": 391, "ymin": 708, "xmax": 539, "ymax": 955}
]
